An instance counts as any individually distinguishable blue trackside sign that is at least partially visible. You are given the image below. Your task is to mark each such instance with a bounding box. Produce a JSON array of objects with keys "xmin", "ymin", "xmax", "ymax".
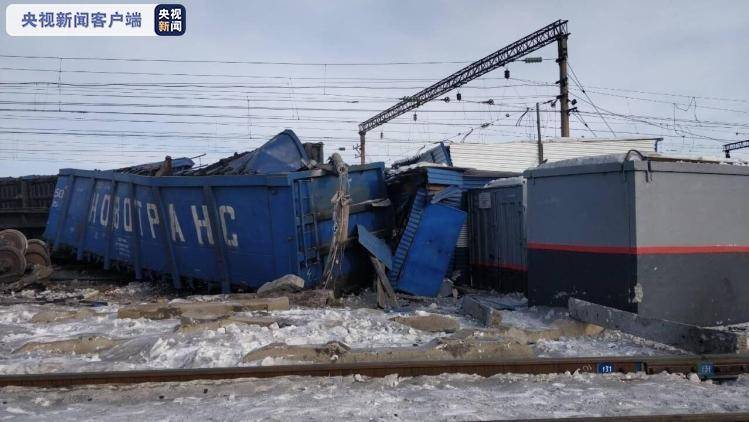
[
  {"xmin": 697, "ymin": 361, "xmax": 715, "ymax": 378},
  {"xmin": 597, "ymin": 362, "xmax": 615, "ymax": 374}
]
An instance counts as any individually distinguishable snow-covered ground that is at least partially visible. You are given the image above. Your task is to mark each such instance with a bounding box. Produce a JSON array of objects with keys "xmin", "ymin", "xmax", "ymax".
[
  {"xmin": 0, "ymin": 289, "xmax": 679, "ymax": 374},
  {"xmin": 2, "ymin": 372, "xmax": 749, "ymax": 421},
  {"xmin": 2, "ymin": 282, "xmax": 749, "ymax": 420},
  {"xmin": 0, "ymin": 304, "xmax": 443, "ymax": 374}
]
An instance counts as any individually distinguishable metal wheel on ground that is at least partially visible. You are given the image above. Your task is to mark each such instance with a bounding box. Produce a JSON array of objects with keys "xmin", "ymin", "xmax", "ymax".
[
  {"xmin": 0, "ymin": 246, "xmax": 26, "ymax": 277},
  {"xmin": 0, "ymin": 229, "xmax": 28, "ymax": 254},
  {"xmin": 25, "ymin": 239, "xmax": 51, "ymax": 268}
]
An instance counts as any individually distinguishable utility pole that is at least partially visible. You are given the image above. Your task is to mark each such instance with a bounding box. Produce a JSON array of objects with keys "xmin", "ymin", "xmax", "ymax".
[
  {"xmin": 359, "ymin": 132, "xmax": 366, "ymax": 164},
  {"xmin": 557, "ymin": 35, "xmax": 570, "ymax": 137},
  {"xmin": 536, "ymin": 102, "xmax": 544, "ymax": 164}
]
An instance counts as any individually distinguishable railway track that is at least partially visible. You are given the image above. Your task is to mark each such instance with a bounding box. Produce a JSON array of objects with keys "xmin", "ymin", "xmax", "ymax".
[
  {"xmin": 531, "ymin": 413, "xmax": 749, "ymax": 421},
  {"xmin": 2, "ymin": 354, "xmax": 749, "ymax": 388}
]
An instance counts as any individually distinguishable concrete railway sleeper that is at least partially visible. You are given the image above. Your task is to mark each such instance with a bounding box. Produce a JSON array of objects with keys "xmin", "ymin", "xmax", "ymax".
[{"xmin": 2, "ymin": 354, "xmax": 749, "ymax": 388}]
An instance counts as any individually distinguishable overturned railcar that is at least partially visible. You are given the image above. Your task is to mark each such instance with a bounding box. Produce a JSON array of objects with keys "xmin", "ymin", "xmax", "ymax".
[
  {"xmin": 524, "ymin": 153, "xmax": 749, "ymax": 326},
  {"xmin": 44, "ymin": 131, "xmax": 392, "ymax": 292}
]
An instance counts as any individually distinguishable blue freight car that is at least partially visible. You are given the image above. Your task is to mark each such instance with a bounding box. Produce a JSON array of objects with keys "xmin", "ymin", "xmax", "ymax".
[{"xmin": 43, "ymin": 163, "xmax": 392, "ymax": 293}]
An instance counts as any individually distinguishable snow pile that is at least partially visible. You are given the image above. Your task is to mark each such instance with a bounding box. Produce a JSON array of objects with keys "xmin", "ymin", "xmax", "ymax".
[
  {"xmin": 2, "ymin": 372, "xmax": 749, "ymax": 420},
  {"xmin": 0, "ymin": 306, "xmax": 444, "ymax": 374},
  {"xmin": 0, "ymin": 296, "xmax": 691, "ymax": 374}
]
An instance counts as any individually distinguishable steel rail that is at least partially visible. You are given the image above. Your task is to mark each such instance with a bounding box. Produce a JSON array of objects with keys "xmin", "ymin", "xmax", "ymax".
[
  {"xmin": 2, "ymin": 354, "xmax": 749, "ymax": 388},
  {"xmin": 529, "ymin": 413, "xmax": 749, "ymax": 421}
]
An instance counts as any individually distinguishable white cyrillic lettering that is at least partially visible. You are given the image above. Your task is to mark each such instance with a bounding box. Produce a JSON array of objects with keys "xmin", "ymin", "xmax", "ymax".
[
  {"xmin": 135, "ymin": 200, "xmax": 144, "ymax": 236},
  {"xmin": 100, "ymin": 194, "xmax": 110, "ymax": 227},
  {"xmin": 146, "ymin": 203, "xmax": 159, "ymax": 239},
  {"xmin": 219, "ymin": 205, "xmax": 238, "ymax": 247},
  {"xmin": 191, "ymin": 205, "xmax": 214, "ymax": 246},
  {"xmin": 88, "ymin": 192, "xmax": 99, "ymax": 224},
  {"xmin": 113, "ymin": 196, "xmax": 120, "ymax": 230},
  {"xmin": 168, "ymin": 203, "xmax": 185, "ymax": 242},
  {"xmin": 123, "ymin": 198, "xmax": 133, "ymax": 233}
]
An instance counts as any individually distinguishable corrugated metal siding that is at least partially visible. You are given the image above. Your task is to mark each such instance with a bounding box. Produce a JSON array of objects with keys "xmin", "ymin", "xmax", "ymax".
[
  {"xmin": 456, "ymin": 223, "xmax": 468, "ymax": 247},
  {"xmin": 450, "ymin": 139, "xmax": 657, "ymax": 173},
  {"xmin": 389, "ymin": 189, "xmax": 427, "ymax": 284},
  {"xmin": 467, "ymin": 182, "xmax": 527, "ymax": 292},
  {"xmin": 450, "ymin": 142, "xmax": 538, "ymax": 173},
  {"xmin": 462, "ymin": 175, "xmax": 501, "ymax": 190},
  {"xmin": 425, "ymin": 167, "xmax": 464, "ymax": 186}
]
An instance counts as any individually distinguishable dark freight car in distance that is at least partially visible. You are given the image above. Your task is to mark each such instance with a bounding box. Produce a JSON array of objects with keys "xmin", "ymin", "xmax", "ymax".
[
  {"xmin": 0, "ymin": 175, "xmax": 57, "ymax": 238},
  {"xmin": 0, "ymin": 158, "xmax": 195, "ymax": 238},
  {"xmin": 524, "ymin": 154, "xmax": 749, "ymax": 326}
]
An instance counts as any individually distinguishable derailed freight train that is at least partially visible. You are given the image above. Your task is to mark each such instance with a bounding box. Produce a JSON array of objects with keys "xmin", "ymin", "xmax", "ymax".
[{"xmin": 43, "ymin": 130, "xmax": 393, "ymax": 292}]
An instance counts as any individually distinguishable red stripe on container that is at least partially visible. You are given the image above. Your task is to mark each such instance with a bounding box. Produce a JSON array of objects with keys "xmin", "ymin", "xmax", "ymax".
[
  {"xmin": 470, "ymin": 262, "xmax": 528, "ymax": 272},
  {"xmin": 527, "ymin": 242, "xmax": 749, "ymax": 255}
]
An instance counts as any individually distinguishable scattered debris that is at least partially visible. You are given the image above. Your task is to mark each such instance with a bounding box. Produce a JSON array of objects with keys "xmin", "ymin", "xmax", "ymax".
[
  {"xmin": 242, "ymin": 335, "xmax": 534, "ymax": 364},
  {"xmin": 355, "ymin": 225, "xmax": 398, "ymax": 309},
  {"xmin": 14, "ymin": 334, "xmax": 123, "ymax": 355},
  {"xmin": 30, "ymin": 308, "xmax": 96, "ymax": 323},
  {"xmin": 390, "ymin": 314, "xmax": 459, "ymax": 333},
  {"xmin": 193, "ymin": 290, "xmax": 337, "ymax": 308},
  {"xmin": 175, "ymin": 302, "xmax": 236, "ymax": 321},
  {"xmin": 438, "ymin": 279, "xmax": 455, "ymax": 298},
  {"xmin": 569, "ymin": 298, "xmax": 748, "ymax": 354},
  {"xmin": 256, "ymin": 274, "xmax": 305, "ymax": 295},
  {"xmin": 321, "ymin": 153, "xmax": 351, "ymax": 291},
  {"xmin": 371, "ymin": 255, "xmax": 398, "ymax": 310},
  {"xmin": 117, "ymin": 297, "xmax": 290, "ymax": 320},
  {"xmin": 2, "ymin": 264, "xmax": 53, "ymax": 292},
  {"xmin": 460, "ymin": 295, "xmax": 503, "ymax": 327},
  {"xmin": 242, "ymin": 341, "xmax": 352, "ymax": 364},
  {"xmin": 474, "ymin": 319, "xmax": 604, "ymax": 344},
  {"xmin": 176, "ymin": 315, "xmax": 291, "ymax": 334}
]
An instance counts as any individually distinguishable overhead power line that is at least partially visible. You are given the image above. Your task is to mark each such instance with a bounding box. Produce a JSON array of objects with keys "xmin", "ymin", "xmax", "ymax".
[
  {"xmin": 567, "ymin": 63, "xmax": 616, "ymax": 137},
  {"xmin": 0, "ymin": 53, "xmax": 472, "ymax": 66}
]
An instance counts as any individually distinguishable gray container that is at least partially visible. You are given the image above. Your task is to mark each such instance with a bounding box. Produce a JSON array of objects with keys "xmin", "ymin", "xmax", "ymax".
[
  {"xmin": 467, "ymin": 178, "xmax": 527, "ymax": 293},
  {"xmin": 524, "ymin": 154, "xmax": 749, "ymax": 326}
]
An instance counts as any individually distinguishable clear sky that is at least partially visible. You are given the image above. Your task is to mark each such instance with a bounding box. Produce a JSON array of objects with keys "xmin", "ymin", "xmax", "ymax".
[{"xmin": 1, "ymin": 0, "xmax": 748, "ymax": 176}]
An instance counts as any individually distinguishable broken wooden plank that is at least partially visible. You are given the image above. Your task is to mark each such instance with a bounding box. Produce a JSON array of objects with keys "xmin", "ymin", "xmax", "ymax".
[
  {"xmin": 568, "ymin": 298, "xmax": 749, "ymax": 354},
  {"xmin": 460, "ymin": 295, "xmax": 503, "ymax": 327},
  {"xmin": 370, "ymin": 255, "xmax": 398, "ymax": 310}
]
